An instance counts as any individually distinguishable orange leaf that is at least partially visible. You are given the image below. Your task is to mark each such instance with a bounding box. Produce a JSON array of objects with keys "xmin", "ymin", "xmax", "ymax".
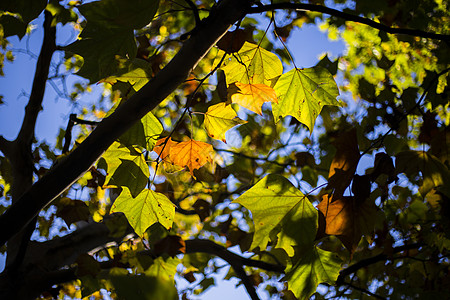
[
  {"xmin": 326, "ymin": 128, "xmax": 360, "ymax": 198},
  {"xmin": 154, "ymin": 138, "xmax": 213, "ymax": 176},
  {"xmin": 229, "ymin": 82, "xmax": 277, "ymax": 115},
  {"xmin": 317, "ymin": 194, "xmax": 379, "ymax": 255},
  {"xmin": 170, "ymin": 139, "xmax": 213, "ymax": 175},
  {"xmin": 153, "ymin": 137, "xmax": 179, "ymax": 163}
]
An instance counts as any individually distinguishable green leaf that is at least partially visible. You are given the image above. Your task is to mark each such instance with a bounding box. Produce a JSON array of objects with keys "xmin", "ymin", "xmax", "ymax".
[
  {"xmin": 233, "ymin": 174, "xmax": 317, "ymax": 255},
  {"xmin": 66, "ymin": 0, "xmax": 160, "ymax": 82},
  {"xmin": 78, "ymin": 0, "xmax": 160, "ymax": 30},
  {"xmin": 102, "ymin": 58, "xmax": 153, "ymax": 91},
  {"xmin": 396, "ymin": 150, "xmax": 450, "ymax": 198},
  {"xmin": 145, "ymin": 256, "xmax": 179, "ymax": 282},
  {"xmin": 273, "ymin": 67, "xmax": 340, "ymax": 132},
  {"xmin": 111, "ymin": 187, "xmax": 175, "ymax": 237},
  {"xmin": 0, "ymin": 0, "xmax": 46, "ymax": 38},
  {"xmin": 220, "ymin": 41, "xmax": 283, "ymax": 86},
  {"xmin": 285, "ymin": 246, "xmax": 342, "ymax": 299},
  {"xmin": 109, "ymin": 274, "xmax": 177, "ymax": 300},
  {"xmin": 65, "ymin": 27, "xmax": 136, "ymax": 83},
  {"xmin": 102, "ymin": 141, "xmax": 149, "ymax": 197},
  {"xmin": 119, "ymin": 110, "xmax": 163, "ymax": 150}
]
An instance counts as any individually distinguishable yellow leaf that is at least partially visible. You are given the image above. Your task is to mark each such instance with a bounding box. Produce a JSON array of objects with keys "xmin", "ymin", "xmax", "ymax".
[
  {"xmin": 220, "ymin": 41, "xmax": 283, "ymax": 86},
  {"xmin": 230, "ymin": 82, "xmax": 278, "ymax": 115},
  {"xmin": 204, "ymin": 102, "xmax": 247, "ymax": 142}
]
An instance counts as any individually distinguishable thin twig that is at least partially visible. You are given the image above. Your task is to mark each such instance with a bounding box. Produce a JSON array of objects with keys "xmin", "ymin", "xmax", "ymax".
[{"xmin": 248, "ymin": 3, "xmax": 450, "ymax": 42}]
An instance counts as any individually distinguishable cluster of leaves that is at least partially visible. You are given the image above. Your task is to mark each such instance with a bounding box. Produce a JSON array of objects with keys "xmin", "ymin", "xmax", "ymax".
[{"xmin": 0, "ymin": 0, "xmax": 449, "ymax": 299}]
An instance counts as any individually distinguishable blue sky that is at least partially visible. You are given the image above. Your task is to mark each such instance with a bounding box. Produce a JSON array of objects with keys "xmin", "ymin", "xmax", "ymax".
[{"xmin": 0, "ymin": 10, "xmax": 345, "ymax": 300}]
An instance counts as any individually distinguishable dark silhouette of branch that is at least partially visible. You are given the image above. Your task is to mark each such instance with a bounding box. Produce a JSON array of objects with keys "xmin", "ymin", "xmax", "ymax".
[
  {"xmin": 341, "ymin": 281, "xmax": 386, "ymax": 300},
  {"xmin": 62, "ymin": 114, "xmax": 99, "ymax": 153},
  {"xmin": 248, "ymin": 3, "xmax": 450, "ymax": 42},
  {"xmin": 185, "ymin": 239, "xmax": 285, "ymax": 300},
  {"xmin": 2, "ymin": 10, "xmax": 56, "ymax": 272},
  {"xmin": 336, "ymin": 243, "xmax": 423, "ymax": 285},
  {"xmin": 0, "ymin": 0, "xmax": 252, "ymax": 247},
  {"xmin": 185, "ymin": 239, "xmax": 285, "ymax": 273},
  {"xmin": 183, "ymin": 0, "xmax": 201, "ymax": 26}
]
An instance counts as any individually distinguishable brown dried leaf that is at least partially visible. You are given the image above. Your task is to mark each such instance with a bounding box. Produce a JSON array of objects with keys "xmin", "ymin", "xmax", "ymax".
[
  {"xmin": 326, "ymin": 128, "xmax": 360, "ymax": 198},
  {"xmin": 317, "ymin": 194, "xmax": 379, "ymax": 255}
]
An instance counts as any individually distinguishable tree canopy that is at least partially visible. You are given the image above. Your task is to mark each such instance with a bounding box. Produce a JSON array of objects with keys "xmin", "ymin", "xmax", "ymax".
[{"xmin": 0, "ymin": 0, "xmax": 449, "ymax": 299}]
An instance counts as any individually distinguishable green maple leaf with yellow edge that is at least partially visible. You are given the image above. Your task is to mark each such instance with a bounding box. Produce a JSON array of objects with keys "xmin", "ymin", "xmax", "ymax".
[
  {"xmin": 204, "ymin": 102, "xmax": 247, "ymax": 142},
  {"xmin": 111, "ymin": 186, "xmax": 175, "ymax": 237},
  {"xmin": 285, "ymin": 246, "xmax": 342, "ymax": 299},
  {"xmin": 233, "ymin": 174, "xmax": 317, "ymax": 256},
  {"xmin": 220, "ymin": 41, "xmax": 283, "ymax": 86},
  {"xmin": 273, "ymin": 67, "xmax": 340, "ymax": 133}
]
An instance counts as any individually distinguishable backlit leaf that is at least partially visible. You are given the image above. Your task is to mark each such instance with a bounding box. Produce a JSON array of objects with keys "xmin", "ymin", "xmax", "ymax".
[
  {"xmin": 285, "ymin": 246, "xmax": 342, "ymax": 299},
  {"xmin": 204, "ymin": 102, "xmax": 247, "ymax": 142},
  {"xmin": 317, "ymin": 194, "xmax": 379, "ymax": 254},
  {"xmin": 233, "ymin": 174, "xmax": 317, "ymax": 255},
  {"xmin": 109, "ymin": 274, "xmax": 177, "ymax": 300},
  {"xmin": 101, "ymin": 58, "xmax": 153, "ymax": 91},
  {"xmin": 221, "ymin": 41, "xmax": 283, "ymax": 86},
  {"xmin": 229, "ymin": 82, "xmax": 278, "ymax": 115},
  {"xmin": 101, "ymin": 141, "xmax": 149, "ymax": 197},
  {"xmin": 396, "ymin": 150, "xmax": 450, "ymax": 198},
  {"xmin": 119, "ymin": 110, "xmax": 163, "ymax": 150},
  {"xmin": 111, "ymin": 187, "xmax": 175, "ymax": 237},
  {"xmin": 326, "ymin": 128, "xmax": 360, "ymax": 198},
  {"xmin": 154, "ymin": 138, "xmax": 214, "ymax": 176},
  {"xmin": 66, "ymin": 0, "xmax": 160, "ymax": 82},
  {"xmin": 273, "ymin": 67, "xmax": 340, "ymax": 132}
]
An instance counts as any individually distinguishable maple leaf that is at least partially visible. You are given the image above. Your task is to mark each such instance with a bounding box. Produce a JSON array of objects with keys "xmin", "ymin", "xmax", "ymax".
[
  {"xmin": 101, "ymin": 58, "xmax": 152, "ymax": 91},
  {"xmin": 317, "ymin": 194, "xmax": 380, "ymax": 254},
  {"xmin": 111, "ymin": 187, "xmax": 175, "ymax": 237},
  {"xmin": 396, "ymin": 150, "xmax": 450, "ymax": 198},
  {"xmin": 326, "ymin": 128, "xmax": 360, "ymax": 198},
  {"xmin": 285, "ymin": 246, "xmax": 342, "ymax": 299},
  {"xmin": 229, "ymin": 82, "xmax": 278, "ymax": 115},
  {"xmin": 220, "ymin": 41, "xmax": 283, "ymax": 86},
  {"xmin": 233, "ymin": 174, "xmax": 317, "ymax": 255},
  {"xmin": 273, "ymin": 67, "xmax": 339, "ymax": 132},
  {"xmin": 101, "ymin": 141, "xmax": 149, "ymax": 197},
  {"xmin": 154, "ymin": 138, "xmax": 214, "ymax": 176},
  {"xmin": 170, "ymin": 139, "xmax": 214, "ymax": 176},
  {"xmin": 204, "ymin": 102, "xmax": 247, "ymax": 142},
  {"xmin": 153, "ymin": 137, "xmax": 179, "ymax": 163}
]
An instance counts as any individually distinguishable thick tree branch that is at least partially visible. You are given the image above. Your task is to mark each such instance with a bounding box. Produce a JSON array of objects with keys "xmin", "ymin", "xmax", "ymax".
[
  {"xmin": 0, "ymin": 0, "xmax": 252, "ymax": 247},
  {"xmin": 248, "ymin": 3, "xmax": 450, "ymax": 42}
]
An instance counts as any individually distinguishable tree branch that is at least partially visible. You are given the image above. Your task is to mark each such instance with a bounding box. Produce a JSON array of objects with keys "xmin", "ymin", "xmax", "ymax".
[
  {"xmin": 186, "ymin": 239, "xmax": 285, "ymax": 300},
  {"xmin": 336, "ymin": 243, "xmax": 423, "ymax": 285},
  {"xmin": 0, "ymin": 213, "xmax": 134, "ymax": 299},
  {"xmin": 0, "ymin": 0, "xmax": 252, "ymax": 247},
  {"xmin": 4, "ymin": 10, "xmax": 56, "ymax": 270},
  {"xmin": 185, "ymin": 239, "xmax": 285, "ymax": 273},
  {"xmin": 16, "ymin": 10, "xmax": 56, "ymax": 147},
  {"xmin": 248, "ymin": 3, "xmax": 450, "ymax": 42}
]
